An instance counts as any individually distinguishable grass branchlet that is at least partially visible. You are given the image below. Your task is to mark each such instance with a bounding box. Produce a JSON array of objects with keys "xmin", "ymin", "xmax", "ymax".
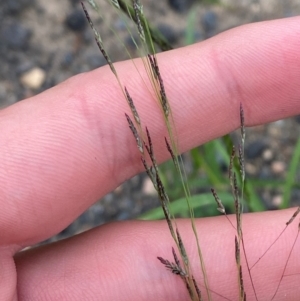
[{"xmin": 157, "ymin": 255, "xmax": 187, "ymax": 277}]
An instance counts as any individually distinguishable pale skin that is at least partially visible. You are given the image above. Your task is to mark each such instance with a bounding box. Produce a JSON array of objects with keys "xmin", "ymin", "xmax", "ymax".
[{"xmin": 0, "ymin": 17, "xmax": 300, "ymax": 300}]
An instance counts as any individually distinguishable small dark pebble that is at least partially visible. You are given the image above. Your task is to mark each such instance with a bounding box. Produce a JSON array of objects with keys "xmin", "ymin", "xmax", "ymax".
[
  {"xmin": 202, "ymin": 11, "xmax": 218, "ymax": 38},
  {"xmin": 2, "ymin": 22, "xmax": 32, "ymax": 50},
  {"xmin": 4, "ymin": 0, "xmax": 32, "ymax": 15},
  {"xmin": 61, "ymin": 52, "xmax": 74, "ymax": 68},
  {"xmin": 168, "ymin": 0, "xmax": 194, "ymax": 13},
  {"xmin": 185, "ymin": 30, "xmax": 203, "ymax": 44},
  {"xmin": 295, "ymin": 115, "xmax": 300, "ymax": 124},
  {"xmin": 16, "ymin": 61, "xmax": 34, "ymax": 75},
  {"xmin": 258, "ymin": 166, "xmax": 272, "ymax": 180},
  {"xmin": 157, "ymin": 23, "xmax": 179, "ymax": 44},
  {"xmin": 86, "ymin": 53, "xmax": 106, "ymax": 69},
  {"xmin": 6, "ymin": 1, "xmax": 23, "ymax": 14},
  {"xmin": 245, "ymin": 140, "xmax": 266, "ymax": 159},
  {"xmin": 65, "ymin": 8, "xmax": 87, "ymax": 32},
  {"xmin": 69, "ymin": 0, "xmax": 81, "ymax": 6},
  {"xmin": 291, "ymin": 190, "xmax": 300, "ymax": 207},
  {"xmin": 215, "ymin": 152, "xmax": 228, "ymax": 173},
  {"xmin": 124, "ymin": 34, "xmax": 139, "ymax": 50},
  {"xmin": 117, "ymin": 211, "xmax": 131, "ymax": 221}
]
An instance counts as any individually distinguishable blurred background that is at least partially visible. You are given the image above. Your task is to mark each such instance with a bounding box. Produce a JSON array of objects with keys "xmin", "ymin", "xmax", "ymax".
[{"xmin": 1, "ymin": 0, "xmax": 300, "ymax": 244}]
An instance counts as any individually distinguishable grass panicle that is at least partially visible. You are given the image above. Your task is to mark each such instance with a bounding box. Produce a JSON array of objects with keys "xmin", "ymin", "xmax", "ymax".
[
  {"xmin": 83, "ymin": 2, "xmax": 300, "ymax": 300},
  {"xmin": 211, "ymin": 104, "xmax": 257, "ymax": 300}
]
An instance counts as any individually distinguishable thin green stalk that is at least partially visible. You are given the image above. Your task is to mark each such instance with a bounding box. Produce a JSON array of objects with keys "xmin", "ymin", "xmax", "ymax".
[{"xmin": 281, "ymin": 136, "xmax": 300, "ymax": 209}]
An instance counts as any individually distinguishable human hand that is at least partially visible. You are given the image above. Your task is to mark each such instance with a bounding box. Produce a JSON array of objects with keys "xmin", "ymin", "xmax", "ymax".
[{"xmin": 1, "ymin": 17, "xmax": 300, "ymax": 300}]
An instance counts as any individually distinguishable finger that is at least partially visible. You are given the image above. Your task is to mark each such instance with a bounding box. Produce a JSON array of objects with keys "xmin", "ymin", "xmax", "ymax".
[
  {"xmin": 15, "ymin": 209, "xmax": 300, "ymax": 301},
  {"xmin": 1, "ymin": 17, "xmax": 300, "ymax": 246}
]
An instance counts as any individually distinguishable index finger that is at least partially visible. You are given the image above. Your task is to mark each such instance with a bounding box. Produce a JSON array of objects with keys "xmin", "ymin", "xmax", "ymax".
[{"xmin": 1, "ymin": 17, "xmax": 300, "ymax": 247}]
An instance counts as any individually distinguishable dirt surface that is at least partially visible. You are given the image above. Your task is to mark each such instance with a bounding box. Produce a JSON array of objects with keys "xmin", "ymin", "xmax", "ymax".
[{"xmin": 1, "ymin": 0, "xmax": 300, "ymax": 244}]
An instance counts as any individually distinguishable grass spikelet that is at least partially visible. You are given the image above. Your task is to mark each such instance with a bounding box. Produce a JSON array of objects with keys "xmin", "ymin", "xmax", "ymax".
[
  {"xmin": 144, "ymin": 127, "xmax": 158, "ymax": 172},
  {"xmin": 147, "ymin": 54, "xmax": 158, "ymax": 79},
  {"xmin": 134, "ymin": 0, "xmax": 143, "ymax": 14},
  {"xmin": 239, "ymin": 266, "xmax": 246, "ymax": 301},
  {"xmin": 165, "ymin": 137, "xmax": 178, "ymax": 168},
  {"xmin": 125, "ymin": 113, "xmax": 143, "ymax": 154},
  {"xmin": 228, "ymin": 146, "xmax": 235, "ymax": 182},
  {"xmin": 192, "ymin": 276, "xmax": 202, "ymax": 301},
  {"xmin": 235, "ymin": 236, "xmax": 240, "ymax": 265},
  {"xmin": 141, "ymin": 157, "xmax": 157, "ymax": 190},
  {"xmin": 156, "ymin": 176, "xmax": 175, "ymax": 239},
  {"xmin": 286, "ymin": 206, "xmax": 300, "ymax": 225},
  {"xmin": 147, "ymin": 54, "xmax": 169, "ymax": 117},
  {"xmin": 211, "ymin": 188, "xmax": 226, "ymax": 214},
  {"xmin": 124, "ymin": 86, "xmax": 141, "ymax": 125},
  {"xmin": 211, "ymin": 188, "xmax": 236, "ymax": 230},
  {"xmin": 172, "ymin": 247, "xmax": 181, "ymax": 268},
  {"xmin": 157, "ymin": 256, "xmax": 187, "ymax": 277},
  {"xmin": 186, "ymin": 281, "xmax": 195, "ymax": 300},
  {"xmin": 234, "ymin": 173, "xmax": 242, "ymax": 236},
  {"xmin": 240, "ymin": 103, "xmax": 245, "ymax": 144},
  {"xmin": 133, "ymin": 0, "xmax": 145, "ymax": 41},
  {"xmin": 176, "ymin": 227, "xmax": 188, "ymax": 266},
  {"xmin": 238, "ymin": 144, "xmax": 245, "ymax": 183},
  {"xmin": 235, "ymin": 236, "xmax": 246, "ymax": 301}
]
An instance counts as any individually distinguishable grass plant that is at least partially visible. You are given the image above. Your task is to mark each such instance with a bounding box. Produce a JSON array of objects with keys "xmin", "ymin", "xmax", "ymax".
[{"xmin": 81, "ymin": 1, "xmax": 300, "ymax": 300}]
